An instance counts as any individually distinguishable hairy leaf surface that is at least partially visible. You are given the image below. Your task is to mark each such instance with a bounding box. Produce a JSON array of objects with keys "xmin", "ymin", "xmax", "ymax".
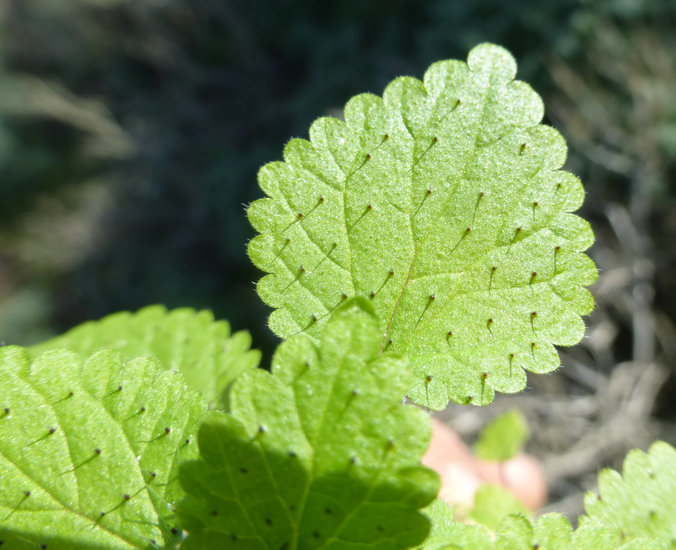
[
  {"xmin": 420, "ymin": 510, "xmax": 655, "ymax": 550},
  {"xmin": 0, "ymin": 347, "xmax": 207, "ymax": 549},
  {"xmin": 417, "ymin": 500, "xmax": 492, "ymax": 550},
  {"xmin": 30, "ymin": 305, "xmax": 261, "ymax": 409},
  {"xmin": 248, "ymin": 43, "xmax": 597, "ymax": 408},
  {"xmin": 581, "ymin": 440, "xmax": 676, "ymax": 547},
  {"xmin": 177, "ymin": 299, "xmax": 438, "ymax": 549}
]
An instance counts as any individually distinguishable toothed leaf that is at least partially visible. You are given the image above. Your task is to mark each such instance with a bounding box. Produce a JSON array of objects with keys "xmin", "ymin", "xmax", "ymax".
[
  {"xmin": 581, "ymin": 441, "xmax": 676, "ymax": 547},
  {"xmin": 30, "ymin": 305, "xmax": 261, "ymax": 409},
  {"xmin": 248, "ymin": 43, "xmax": 597, "ymax": 408},
  {"xmin": 415, "ymin": 443, "xmax": 676, "ymax": 549},
  {"xmin": 469, "ymin": 485, "xmax": 530, "ymax": 531},
  {"xmin": 0, "ymin": 346, "xmax": 207, "ymax": 548},
  {"xmin": 417, "ymin": 500, "xmax": 492, "ymax": 550},
  {"xmin": 177, "ymin": 299, "xmax": 438, "ymax": 549}
]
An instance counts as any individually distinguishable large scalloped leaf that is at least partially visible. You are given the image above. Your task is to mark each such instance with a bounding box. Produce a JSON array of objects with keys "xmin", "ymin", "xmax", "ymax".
[
  {"xmin": 30, "ymin": 305, "xmax": 261, "ymax": 409},
  {"xmin": 247, "ymin": 43, "xmax": 597, "ymax": 408},
  {"xmin": 177, "ymin": 299, "xmax": 438, "ymax": 549},
  {"xmin": 0, "ymin": 346, "xmax": 207, "ymax": 549}
]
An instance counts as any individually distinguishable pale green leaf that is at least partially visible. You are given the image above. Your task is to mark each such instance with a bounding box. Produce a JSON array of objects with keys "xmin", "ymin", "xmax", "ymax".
[
  {"xmin": 0, "ymin": 346, "xmax": 207, "ymax": 549},
  {"xmin": 581, "ymin": 441, "xmax": 676, "ymax": 547},
  {"xmin": 473, "ymin": 409, "xmax": 529, "ymax": 461},
  {"xmin": 416, "ymin": 442, "xmax": 676, "ymax": 550},
  {"xmin": 177, "ymin": 299, "xmax": 438, "ymax": 549},
  {"xmin": 417, "ymin": 512, "xmax": 575, "ymax": 550},
  {"xmin": 529, "ymin": 514, "xmax": 574, "ymax": 549},
  {"xmin": 417, "ymin": 500, "xmax": 491, "ymax": 550},
  {"xmin": 248, "ymin": 43, "xmax": 597, "ymax": 408},
  {"xmin": 416, "ymin": 500, "xmax": 456, "ymax": 550},
  {"xmin": 469, "ymin": 484, "xmax": 530, "ymax": 531},
  {"xmin": 30, "ymin": 305, "xmax": 261, "ymax": 409},
  {"xmin": 571, "ymin": 523, "xmax": 656, "ymax": 550}
]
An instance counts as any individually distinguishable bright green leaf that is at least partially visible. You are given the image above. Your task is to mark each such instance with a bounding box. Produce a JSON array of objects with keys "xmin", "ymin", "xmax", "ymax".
[
  {"xmin": 493, "ymin": 514, "xmax": 534, "ymax": 550},
  {"xmin": 177, "ymin": 299, "xmax": 438, "ymax": 549},
  {"xmin": 473, "ymin": 409, "xmax": 529, "ymax": 461},
  {"xmin": 248, "ymin": 43, "xmax": 597, "ymax": 409},
  {"xmin": 0, "ymin": 346, "xmax": 207, "ymax": 549},
  {"xmin": 571, "ymin": 523, "xmax": 654, "ymax": 550},
  {"xmin": 417, "ymin": 500, "xmax": 456, "ymax": 550},
  {"xmin": 581, "ymin": 441, "xmax": 676, "ymax": 547},
  {"xmin": 417, "ymin": 500, "xmax": 491, "ymax": 550},
  {"xmin": 418, "ymin": 512, "xmax": 576, "ymax": 550},
  {"xmin": 415, "ymin": 442, "xmax": 676, "ymax": 550},
  {"xmin": 529, "ymin": 514, "xmax": 574, "ymax": 549},
  {"xmin": 30, "ymin": 305, "xmax": 261, "ymax": 409},
  {"xmin": 469, "ymin": 484, "xmax": 530, "ymax": 531}
]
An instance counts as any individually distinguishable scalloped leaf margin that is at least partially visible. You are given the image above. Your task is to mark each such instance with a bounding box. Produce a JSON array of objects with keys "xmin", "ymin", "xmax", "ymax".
[
  {"xmin": 0, "ymin": 346, "xmax": 207, "ymax": 549},
  {"xmin": 30, "ymin": 305, "xmax": 261, "ymax": 410},
  {"xmin": 418, "ymin": 441, "xmax": 676, "ymax": 550},
  {"xmin": 177, "ymin": 299, "xmax": 438, "ymax": 549},
  {"xmin": 247, "ymin": 43, "xmax": 597, "ymax": 409}
]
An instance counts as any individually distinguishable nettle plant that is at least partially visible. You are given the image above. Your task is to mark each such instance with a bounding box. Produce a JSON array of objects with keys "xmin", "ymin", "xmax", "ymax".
[{"xmin": 1, "ymin": 44, "xmax": 674, "ymax": 550}]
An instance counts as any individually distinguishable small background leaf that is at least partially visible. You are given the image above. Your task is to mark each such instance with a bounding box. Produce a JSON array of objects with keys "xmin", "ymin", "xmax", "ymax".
[
  {"xmin": 30, "ymin": 305, "xmax": 261, "ymax": 409},
  {"xmin": 177, "ymin": 299, "xmax": 438, "ymax": 549},
  {"xmin": 473, "ymin": 409, "xmax": 529, "ymax": 461},
  {"xmin": 248, "ymin": 43, "xmax": 597, "ymax": 409},
  {"xmin": 0, "ymin": 346, "xmax": 207, "ymax": 549}
]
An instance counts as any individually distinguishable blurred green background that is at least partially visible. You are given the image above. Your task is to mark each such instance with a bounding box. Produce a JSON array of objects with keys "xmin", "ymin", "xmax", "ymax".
[{"xmin": 1, "ymin": 0, "xmax": 675, "ymax": 382}]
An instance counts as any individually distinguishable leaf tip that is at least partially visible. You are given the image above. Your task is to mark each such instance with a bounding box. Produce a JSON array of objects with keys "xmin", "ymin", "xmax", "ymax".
[{"xmin": 467, "ymin": 43, "xmax": 517, "ymax": 81}]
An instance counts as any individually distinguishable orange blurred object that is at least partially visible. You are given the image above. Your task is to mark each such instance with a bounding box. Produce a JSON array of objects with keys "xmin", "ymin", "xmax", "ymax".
[{"xmin": 422, "ymin": 418, "xmax": 548, "ymax": 510}]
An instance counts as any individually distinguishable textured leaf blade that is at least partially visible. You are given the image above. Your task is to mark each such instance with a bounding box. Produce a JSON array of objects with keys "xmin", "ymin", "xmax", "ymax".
[
  {"xmin": 416, "ymin": 442, "xmax": 676, "ymax": 549},
  {"xmin": 177, "ymin": 299, "xmax": 438, "ymax": 549},
  {"xmin": 0, "ymin": 347, "xmax": 207, "ymax": 549},
  {"xmin": 30, "ymin": 305, "xmax": 261, "ymax": 409},
  {"xmin": 581, "ymin": 441, "xmax": 676, "ymax": 547},
  {"xmin": 417, "ymin": 499, "xmax": 491, "ymax": 550},
  {"xmin": 248, "ymin": 43, "xmax": 597, "ymax": 408}
]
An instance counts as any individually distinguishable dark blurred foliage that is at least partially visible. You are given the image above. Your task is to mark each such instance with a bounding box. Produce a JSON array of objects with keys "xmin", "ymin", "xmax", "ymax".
[{"xmin": 1, "ymin": 0, "xmax": 675, "ymax": 374}]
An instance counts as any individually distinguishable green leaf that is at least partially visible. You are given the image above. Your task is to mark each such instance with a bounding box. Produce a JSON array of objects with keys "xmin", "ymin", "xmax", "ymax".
[
  {"xmin": 416, "ymin": 442, "xmax": 676, "ymax": 550},
  {"xmin": 177, "ymin": 299, "xmax": 438, "ymax": 549},
  {"xmin": 527, "ymin": 514, "xmax": 574, "ymax": 550},
  {"xmin": 417, "ymin": 512, "xmax": 575, "ymax": 550},
  {"xmin": 416, "ymin": 500, "xmax": 456, "ymax": 550},
  {"xmin": 0, "ymin": 346, "xmax": 207, "ymax": 549},
  {"xmin": 469, "ymin": 484, "xmax": 530, "ymax": 531},
  {"xmin": 417, "ymin": 500, "xmax": 491, "ymax": 550},
  {"xmin": 493, "ymin": 514, "xmax": 571, "ymax": 550},
  {"xmin": 248, "ymin": 43, "xmax": 597, "ymax": 409},
  {"xmin": 473, "ymin": 409, "xmax": 529, "ymax": 461},
  {"xmin": 30, "ymin": 305, "xmax": 261, "ymax": 409},
  {"xmin": 581, "ymin": 441, "xmax": 676, "ymax": 547}
]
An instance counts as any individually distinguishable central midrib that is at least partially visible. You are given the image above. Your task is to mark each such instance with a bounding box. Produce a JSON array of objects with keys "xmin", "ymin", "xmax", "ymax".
[{"xmin": 378, "ymin": 69, "xmax": 493, "ymax": 354}]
